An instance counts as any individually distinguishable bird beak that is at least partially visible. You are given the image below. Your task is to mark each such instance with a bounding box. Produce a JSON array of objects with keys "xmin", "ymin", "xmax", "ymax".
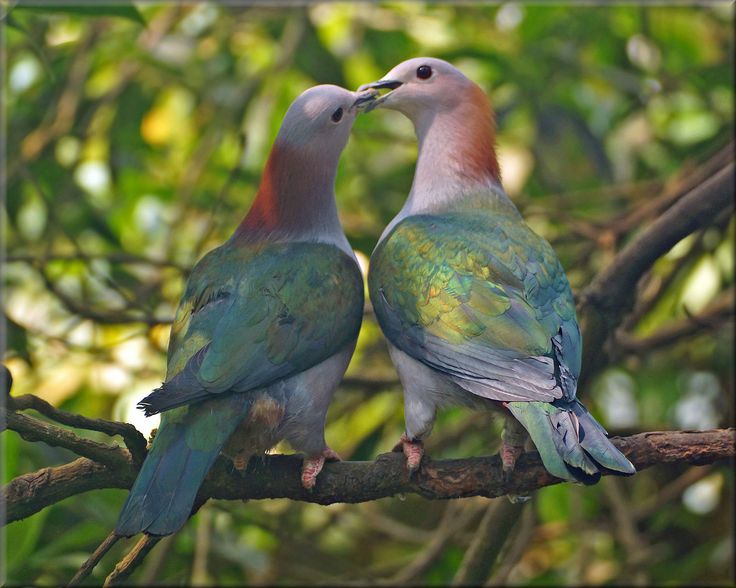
[
  {"xmin": 356, "ymin": 80, "xmax": 403, "ymax": 112},
  {"xmin": 358, "ymin": 79, "xmax": 403, "ymax": 92},
  {"xmin": 351, "ymin": 90, "xmax": 379, "ymax": 112}
]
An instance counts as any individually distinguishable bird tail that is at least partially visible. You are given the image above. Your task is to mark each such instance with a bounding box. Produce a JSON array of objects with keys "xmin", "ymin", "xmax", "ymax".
[
  {"xmin": 115, "ymin": 394, "xmax": 252, "ymax": 537},
  {"xmin": 506, "ymin": 399, "xmax": 635, "ymax": 484}
]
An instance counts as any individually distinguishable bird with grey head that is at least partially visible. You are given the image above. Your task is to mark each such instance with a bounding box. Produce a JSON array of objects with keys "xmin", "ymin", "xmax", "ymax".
[
  {"xmin": 359, "ymin": 58, "xmax": 635, "ymax": 485},
  {"xmin": 115, "ymin": 85, "xmax": 377, "ymax": 538}
]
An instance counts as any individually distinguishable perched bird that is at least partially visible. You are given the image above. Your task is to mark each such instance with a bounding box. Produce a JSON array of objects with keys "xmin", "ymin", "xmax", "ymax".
[
  {"xmin": 360, "ymin": 58, "xmax": 635, "ymax": 483},
  {"xmin": 115, "ymin": 85, "xmax": 373, "ymax": 537}
]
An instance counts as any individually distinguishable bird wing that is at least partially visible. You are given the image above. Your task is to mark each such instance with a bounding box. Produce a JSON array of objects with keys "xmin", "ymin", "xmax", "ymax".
[
  {"xmin": 369, "ymin": 211, "xmax": 581, "ymax": 403},
  {"xmin": 139, "ymin": 241, "xmax": 363, "ymax": 415}
]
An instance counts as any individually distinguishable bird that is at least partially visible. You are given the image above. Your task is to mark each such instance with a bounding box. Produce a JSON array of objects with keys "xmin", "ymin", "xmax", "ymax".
[
  {"xmin": 359, "ymin": 58, "xmax": 635, "ymax": 484},
  {"xmin": 115, "ymin": 85, "xmax": 374, "ymax": 537}
]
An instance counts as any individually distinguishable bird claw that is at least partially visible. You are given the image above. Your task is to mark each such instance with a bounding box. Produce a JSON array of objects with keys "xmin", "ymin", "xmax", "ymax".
[
  {"xmin": 301, "ymin": 447, "xmax": 341, "ymax": 490},
  {"xmin": 507, "ymin": 493, "xmax": 532, "ymax": 504},
  {"xmin": 500, "ymin": 440, "xmax": 530, "ymax": 501},
  {"xmin": 393, "ymin": 434, "xmax": 424, "ymax": 473},
  {"xmin": 231, "ymin": 454, "xmax": 249, "ymax": 474},
  {"xmin": 500, "ymin": 440, "xmax": 524, "ymax": 482}
]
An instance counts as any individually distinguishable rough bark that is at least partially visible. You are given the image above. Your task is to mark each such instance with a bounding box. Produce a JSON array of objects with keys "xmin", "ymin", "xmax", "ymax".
[{"xmin": 4, "ymin": 428, "xmax": 733, "ymax": 525}]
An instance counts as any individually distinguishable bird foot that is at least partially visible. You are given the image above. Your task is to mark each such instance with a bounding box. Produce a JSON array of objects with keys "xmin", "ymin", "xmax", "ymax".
[
  {"xmin": 507, "ymin": 493, "xmax": 532, "ymax": 504},
  {"xmin": 232, "ymin": 454, "xmax": 249, "ymax": 473},
  {"xmin": 500, "ymin": 442, "xmax": 524, "ymax": 482},
  {"xmin": 392, "ymin": 434, "xmax": 424, "ymax": 473},
  {"xmin": 500, "ymin": 440, "xmax": 531, "ymax": 502},
  {"xmin": 301, "ymin": 447, "xmax": 341, "ymax": 490}
]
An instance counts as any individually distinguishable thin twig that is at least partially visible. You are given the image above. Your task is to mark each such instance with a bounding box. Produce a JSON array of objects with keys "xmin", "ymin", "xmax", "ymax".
[
  {"xmin": 452, "ymin": 499, "xmax": 527, "ymax": 586},
  {"xmin": 2, "ymin": 408, "xmax": 131, "ymax": 469},
  {"xmin": 387, "ymin": 502, "xmax": 479, "ymax": 585},
  {"xmin": 8, "ymin": 394, "xmax": 147, "ymax": 465},
  {"xmin": 486, "ymin": 502, "xmax": 536, "ymax": 585},
  {"xmin": 104, "ymin": 535, "xmax": 162, "ymax": 586},
  {"xmin": 601, "ymin": 477, "xmax": 651, "ymax": 584},
  {"xmin": 632, "ymin": 465, "xmax": 714, "ymax": 521},
  {"xmin": 616, "ymin": 290, "xmax": 734, "ymax": 355},
  {"xmin": 68, "ymin": 532, "xmax": 121, "ymax": 586}
]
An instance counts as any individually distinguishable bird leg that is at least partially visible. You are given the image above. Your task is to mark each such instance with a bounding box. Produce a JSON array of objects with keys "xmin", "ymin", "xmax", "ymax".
[
  {"xmin": 232, "ymin": 453, "xmax": 249, "ymax": 473},
  {"xmin": 301, "ymin": 447, "xmax": 341, "ymax": 490},
  {"xmin": 501, "ymin": 412, "xmax": 528, "ymax": 481},
  {"xmin": 392, "ymin": 433, "xmax": 424, "ymax": 473}
]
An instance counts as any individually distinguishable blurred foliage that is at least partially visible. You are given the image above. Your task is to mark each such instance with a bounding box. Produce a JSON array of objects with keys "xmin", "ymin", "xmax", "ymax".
[{"xmin": 3, "ymin": 3, "xmax": 734, "ymax": 586}]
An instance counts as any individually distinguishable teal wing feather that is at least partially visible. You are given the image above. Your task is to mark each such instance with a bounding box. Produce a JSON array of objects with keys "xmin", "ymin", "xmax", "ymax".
[
  {"xmin": 368, "ymin": 210, "xmax": 580, "ymax": 403},
  {"xmin": 139, "ymin": 241, "xmax": 364, "ymax": 415},
  {"xmin": 115, "ymin": 393, "xmax": 252, "ymax": 536}
]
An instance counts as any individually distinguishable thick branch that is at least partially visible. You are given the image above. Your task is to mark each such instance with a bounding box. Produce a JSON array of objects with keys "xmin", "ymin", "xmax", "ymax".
[
  {"xmin": 4, "ymin": 429, "xmax": 733, "ymax": 525},
  {"xmin": 579, "ymin": 159, "xmax": 734, "ymax": 380},
  {"xmin": 5, "ymin": 456, "xmax": 136, "ymax": 523},
  {"xmin": 582, "ymin": 162, "xmax": 734, "ymax": 313}
]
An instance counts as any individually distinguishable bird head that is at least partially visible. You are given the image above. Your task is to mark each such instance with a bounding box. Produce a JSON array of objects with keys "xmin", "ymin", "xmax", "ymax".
[
  {"xmin": 358, "ymin": 58, "xmax": 501, "ymax": 185},
  {"xmin": 357, "ymin": 57, "xmax": 482, "ymax": 121},
  {"xmin": 276, "ymin": 84, "xmax": 376, "ymax": 156}
]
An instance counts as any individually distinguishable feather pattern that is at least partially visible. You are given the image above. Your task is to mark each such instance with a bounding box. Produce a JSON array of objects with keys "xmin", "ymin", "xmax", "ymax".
[
  {"xmin": 369, "ymin": 187, "xmax": 634, "ymax": 480},
  {"xmin": 139, "ymin": 241, "xmax": 363, "ymax": 416},
  {"xmin": 369, "ymin": 201, "xmax": 580, "ymax": 404},
  {"xmin": 115, "ymin": 394, "xmax": 252, "ymax": 536},
  {"xmin": 115, "ymin": 83, "xmax": 370, "ymax": 537}
]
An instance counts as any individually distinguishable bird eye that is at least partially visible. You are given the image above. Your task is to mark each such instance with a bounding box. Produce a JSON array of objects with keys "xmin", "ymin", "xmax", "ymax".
[
  {"xmin": 416, "ymin": 65, "xmax": 433, "ymax": 80},
  {"xmin": 331, "ymin": 107, "xmax": 344, "ymax": 123}
]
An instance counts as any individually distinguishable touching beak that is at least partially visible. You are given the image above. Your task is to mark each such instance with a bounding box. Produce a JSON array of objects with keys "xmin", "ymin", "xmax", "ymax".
[
  {"xmin": 357, "ymin": 79, "xmax": 403, "ymax": 92},
  {"xmin": 356, "ymin": 79, "xmax": 403, "ymax": 112},
  {"xmin": 351, "ymin": 90, "xmax": 379, "ymax": 111}
]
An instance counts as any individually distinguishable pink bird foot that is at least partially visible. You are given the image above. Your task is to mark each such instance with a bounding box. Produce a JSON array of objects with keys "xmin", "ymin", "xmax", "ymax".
[
  {"xmin": 500, "ymin": 406, "xmax": 529, "ymax": 482},
  {"xmin": 500, "ymin": 442, "xmax": 524, "ymax": 480},
  {"xmin": 392, "ymin": 434, "xmax": 424, "ymax": 473},
  {"xmin": 500, "ymin": 441, "xmax": 532, "ymax": 502},
  {"xmin": 232, "ymin": 455, "xmax": 249, "ymax": 473},
  {"xmin": 301, "ymin": 447, "xmax": 341, "ymax": 490}
]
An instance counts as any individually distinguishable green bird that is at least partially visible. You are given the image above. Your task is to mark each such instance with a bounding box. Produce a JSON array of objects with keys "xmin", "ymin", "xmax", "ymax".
[
  {"xmin": 360, "ymin": 58, "xmax": 635, "ymax": 483},
  {"xmin": 115, "ymin": 85, "xmax": 374, "ymax": 537}
]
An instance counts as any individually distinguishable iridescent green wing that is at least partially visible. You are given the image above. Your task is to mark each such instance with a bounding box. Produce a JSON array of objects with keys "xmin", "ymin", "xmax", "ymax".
[
  {"xmin": 368, "ymin": 211, "xmax": 580, "ymax": 403},
  {"xmin": 139, "ymin": 241, "xmax": 364, "ymax": 415}
]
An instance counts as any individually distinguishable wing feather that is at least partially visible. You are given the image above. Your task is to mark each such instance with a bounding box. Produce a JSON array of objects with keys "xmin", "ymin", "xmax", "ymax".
[
  {"xmin": 139, "ymin": 242, "xmax": 363, "ymax": 415},
  {"xmin": 369, "ymin": 211, "xmax": 580, "ymax": 404}
]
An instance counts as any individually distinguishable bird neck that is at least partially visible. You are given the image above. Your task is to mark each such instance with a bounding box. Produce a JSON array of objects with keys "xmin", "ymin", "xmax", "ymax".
[
  {"xmin": 233, "ymin": 139, "xmax": 345, "ymax": 245},
  {"xmin": 404, "ymin": 84, "xmax": 505, "ymax": 215}
]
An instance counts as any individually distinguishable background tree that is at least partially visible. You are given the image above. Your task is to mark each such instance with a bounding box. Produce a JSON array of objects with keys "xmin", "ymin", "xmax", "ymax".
[{"xmin": 3, "ymin": 3, "xmax": 734, "ymax": 585}]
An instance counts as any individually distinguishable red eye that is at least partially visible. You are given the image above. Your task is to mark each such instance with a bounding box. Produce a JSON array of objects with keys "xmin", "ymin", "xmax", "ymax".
[{"xmin": 416, "ymin": 65, "xmax": 432, "ymax": 80}]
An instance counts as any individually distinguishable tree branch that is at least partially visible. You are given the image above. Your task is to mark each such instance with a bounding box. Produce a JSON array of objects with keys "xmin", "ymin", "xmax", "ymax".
[
  {"xmin": 4, "ymin": 429, "xmax": 733, "ymax": 525},
  {"xmin": 578, "ymin": 158, "xmax": 735, "ymax": 382},
  {"xmin": 5, "ymin": 456, "xmax": 136, "ymax": 523},
  {"xmin": 2, "ymin": 408, "xmax": 133, "ymax": 470},
  {"xmin": 451, "ymin": 499, "xmax": 527, "ymax": 586},
  {"xmin": 104, "ymin": 535, "xmax": 161, "ymax": 586},
  {"xmin": 615, "ymin": 289, "xmax": 734, "ymax": 355},
  {"xmin": 7, "ymin": 394, "xmax": 147, "ymax": 465}
]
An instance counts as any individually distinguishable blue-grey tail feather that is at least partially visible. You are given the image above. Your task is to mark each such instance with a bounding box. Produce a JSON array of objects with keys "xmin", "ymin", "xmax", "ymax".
[
  {"xmin": 115, "ymin": 395, "xmax": 252, "ymax": 537},
  {"xmin": 507, "ymin": 399, "xmax": 635, "ymax": 484},
  {"xmin": 567, "ymin": 400, "xmax": 636, "ymax": 476}
]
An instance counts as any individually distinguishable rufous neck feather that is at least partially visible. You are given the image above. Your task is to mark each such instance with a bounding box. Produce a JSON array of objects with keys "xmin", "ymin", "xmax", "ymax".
[
  {"xmin": 234, "ymin": 140, "xmax": 341, "ymax": 240},
  {"xmin": 408, "ymin": 83, "xmax": 502, "ymax": 212},
  {"xmin": 455, "ymin": 84, "xmax": 501, "ymax": 184}
]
